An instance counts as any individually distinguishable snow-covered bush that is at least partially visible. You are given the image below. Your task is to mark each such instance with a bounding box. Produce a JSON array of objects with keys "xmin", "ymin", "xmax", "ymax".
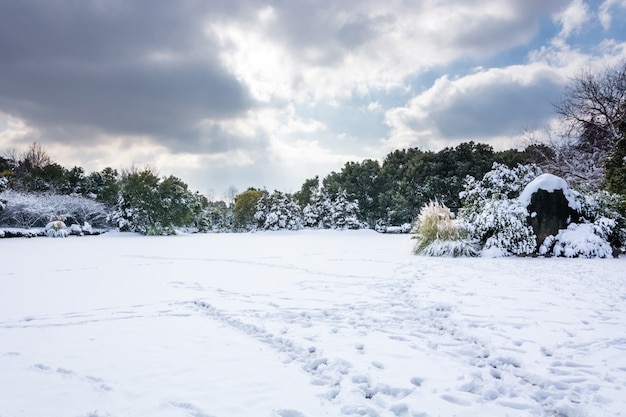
[
  {"xmin": 470, "ymin": 198, "xmax": 537, "ymax": 257},
  {"xmin": 576, "ymin": 191, "xmax": 626, "ymax": 249},
  {"xmin": 45, "ymin": 216, "xmax": 68, "ymax": 238},
  {"xmin": 459, "ymin": 164, "xmax": 541, "ymax": 257},
  {"xmin": 0, "ymin": 190, "xmax": 110, "ymax": 228},
  {"xmin": 542, "ymin": 222, "xmax": 614, "ymax": 258},
  {"xmin": 412, "ymin": 201, "xmax": 478, "ymax": 257}
]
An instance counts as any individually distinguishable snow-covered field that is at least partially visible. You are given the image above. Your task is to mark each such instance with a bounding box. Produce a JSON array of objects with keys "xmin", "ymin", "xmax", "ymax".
[{"xmin": 1, "ymin": 230, "xmax": 625, "ymax": 417}]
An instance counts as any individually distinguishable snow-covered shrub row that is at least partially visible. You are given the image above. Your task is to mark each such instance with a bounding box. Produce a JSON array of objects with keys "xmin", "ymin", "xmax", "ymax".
[
  {"xmin": 302, "ymin": 190, "xmax": 362, "ymax": 230},
  {"xmin": 412, "ymin": 201, "xmax": 478, "ymax": 257},
  {"xmin": 0, "ymin": 190, "xmax": 109, "ymax": 229},
  {"xmin": 254, "ymin": 189, "xmax": 362, "ymax": 231},
  {"xmin": 375, "ymin": 223, "xmax": 412, "ymax": 234},
  {"xmin": 0, "ymin": 228, "xmax": 46, "ymax": 238}
]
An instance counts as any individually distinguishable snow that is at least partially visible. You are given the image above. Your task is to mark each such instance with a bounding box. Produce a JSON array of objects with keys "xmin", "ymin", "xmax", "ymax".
[
  {"xmin": 546, "ymin": 223, "xmax": 614, "ymax": 258},
  {"xmin": 518, "ymin": 173, "xmax": 581, "ymax": 211},
  {"xmin": 1, "ymin": 230, "xmax": 625, "ymax": 417}
]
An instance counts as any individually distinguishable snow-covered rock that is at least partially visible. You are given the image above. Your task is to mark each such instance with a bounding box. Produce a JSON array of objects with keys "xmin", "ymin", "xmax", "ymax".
[{"xmin": 519, "ymin": 173, "xmax": 581, "ymax": 211}]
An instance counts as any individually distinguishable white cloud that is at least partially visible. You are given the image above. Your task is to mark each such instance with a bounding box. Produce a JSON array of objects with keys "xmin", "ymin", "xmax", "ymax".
[
  {"xmin": 599, "ymin": 0, "xmax": 626, "ymax": 30},
  {"xmin": 383, "ymin": 64, "xmax": 566, "ymax": 151},
  {"xmin": 0, "ymin": 113, "xmax": 37, "ymax": 148},
  {"xmin": 209, "ymin": 1, "xmax": 567, "ymax": 104},
  {"xmin": 553, "ymin": 0, "xmax": 590, "ymax": 40}
]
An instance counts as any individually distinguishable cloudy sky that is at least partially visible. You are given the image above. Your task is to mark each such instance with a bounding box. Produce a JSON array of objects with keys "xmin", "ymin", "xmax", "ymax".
[{"xmin": 1, "ymin": 0, "xmax": 625, "ymax": 197}]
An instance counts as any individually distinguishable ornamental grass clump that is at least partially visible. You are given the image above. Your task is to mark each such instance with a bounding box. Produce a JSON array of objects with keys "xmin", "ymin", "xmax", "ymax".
[{"xmin": 412, "ymin": 201, "xmax": 478, "ymax": 257}]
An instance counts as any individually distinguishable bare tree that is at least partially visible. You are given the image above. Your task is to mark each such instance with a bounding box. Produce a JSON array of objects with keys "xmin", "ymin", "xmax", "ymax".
[
  {"xmin": 21, "ymin": 142, "xmax": 53, "ymax": 170},
  {"xmin": 523, "ymin": 130, "xmax": 605, "ymax": 191},
  {"xmin": 555, "ymin": 62, "xmax": 626, "ymax": 146},
  {"xmin": 535, "ymin": 62, "xmax": 626, "ymax": 190},
  {"xmin": 224, "ymin": 185, "xmax": 238, "ymax": 206}
]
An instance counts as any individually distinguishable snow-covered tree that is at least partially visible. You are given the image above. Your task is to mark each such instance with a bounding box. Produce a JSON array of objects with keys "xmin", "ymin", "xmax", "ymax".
[
  {"xmin": 331, "ymin": 190, "xmax": 361, "ymax": 229},
  {"xmin": 110, "ymin": 169, "xmax": 201, "ymax": 235},
  {"xmin": 316, "ymin": 190, "xmax": 334, "ymax": 229},
  {"xmin": 199, "ymin": 200, "xmax": 233, "ymax": 232},
  {"xmin": 302, "ymin": 203, "xmax": 320, "ymax": 228},
  {"xmin": 255, "ymin": 190, "xmax": 303, "ymax": 231},
  {"xmin": 460, "ymin": 162, "xmax": 542, "ymax": 205}
]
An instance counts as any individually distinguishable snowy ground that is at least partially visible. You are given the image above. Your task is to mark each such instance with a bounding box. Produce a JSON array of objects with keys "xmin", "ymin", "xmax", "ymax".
[{"xmin": 1, "ymin": 230, "xmax": 625, "ymax": 417}]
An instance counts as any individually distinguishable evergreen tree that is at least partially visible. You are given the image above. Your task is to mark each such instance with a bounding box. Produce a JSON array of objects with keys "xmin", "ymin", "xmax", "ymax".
[
  {"xmin": 332, "ymin": 190, "xmax": 361, "ymax": 229},
  {"xmin": 302, "ymin": 203, "xmax": 320, "ymax": 228},
  {"xmin": 233, "ymin": 188, "xmax": 264, "ymax": 231},
  {"xmin": 256, "ymin": 190, "xmax": 303, "ymax": 231},
  {"xmin": 111, "ymin": 169, "xmax": 199, "ymax": 234}
]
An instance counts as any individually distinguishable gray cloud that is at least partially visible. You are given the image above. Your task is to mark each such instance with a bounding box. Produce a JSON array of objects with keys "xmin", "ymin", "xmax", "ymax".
[
  {"xmin": 0, "ymin": 0, "xmax": 252, "ymax": 151},
  {"xmin": 434, "ymin": 75, "xmax": 563, "ymax": 139}
]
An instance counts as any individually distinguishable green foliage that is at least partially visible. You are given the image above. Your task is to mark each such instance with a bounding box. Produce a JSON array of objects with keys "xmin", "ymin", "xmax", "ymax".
[
  {"xmin": 604, "ymin": 139, "xmax": 626, "ymax": 195},
  {"xmin": 112, "ymin": 169, "xmax": 200, "ymax": 234},
  {"xmin": 84, "ymin": 167, "xmax": 120, "ymax": 206},
  {"xmin": 200, "ymin": 200, "xmax": 232, "ymax": 232},
  {"xmin": 293, "ymin": 176, "xmax": 320, "ymax": 208},
  {"xmin": 232, "ymin": 188, "xmax": 264, "ymax": 231},
  {"xmin": 323, "ymin": 159, "xmax": 383, "ymax": 226},
  {"xmin": 376, "ymin": 142, "xmax": 522, "ymax": 226}
]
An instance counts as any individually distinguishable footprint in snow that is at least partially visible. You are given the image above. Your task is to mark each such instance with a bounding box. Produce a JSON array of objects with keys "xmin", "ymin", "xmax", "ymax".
[{"xmin": 274, "ymin": 410, "xmax": 307, "ymax": 417}]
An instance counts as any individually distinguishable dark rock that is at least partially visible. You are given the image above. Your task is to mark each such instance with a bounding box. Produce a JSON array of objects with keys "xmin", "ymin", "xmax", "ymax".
[{"xmin": 526, "ymin": 189, "xmax": 579, "ymax": 249}]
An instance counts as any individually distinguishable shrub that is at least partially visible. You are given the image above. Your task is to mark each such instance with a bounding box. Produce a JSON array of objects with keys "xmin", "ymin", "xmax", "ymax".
[
  {"xmin": 0, "ymin": 190, "xmax": 109, "ymax": 228},
  {"xmin": 468, "ymin": 198, "xmax": 537, "ymax": 257},
  {"xmin": 542, "ymin": 222, "xmax": 614, "ymax": 258},
  {"xmin": 459, "ymin": 163, "xmax": 541, "ymax": 257},
  {"xmin": 45, "ymin": 217, "xmax": 68, "ymax": 238},
  {"xmin": 412, "ymin": 201, "xmax": 478, "ymax": 257}
]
